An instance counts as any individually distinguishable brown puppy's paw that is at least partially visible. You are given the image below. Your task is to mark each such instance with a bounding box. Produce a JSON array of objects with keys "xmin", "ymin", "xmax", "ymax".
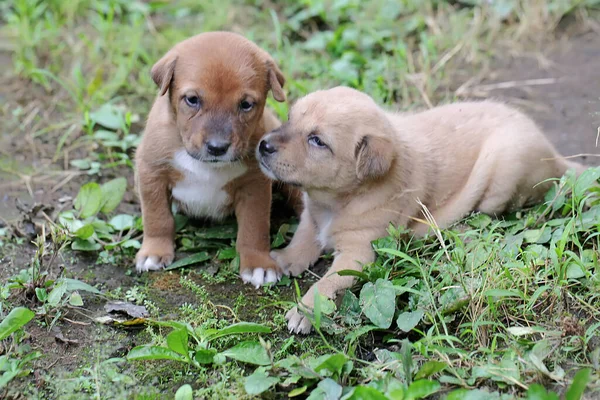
[
  {"xmin": 286, "ymin": 307, "xmax": 313, "ymax": 334},
  {"xmin": 270, "ymin": 249, "xmax": 311, "ymax": 277},
  {"xmin": 135, "ymin": 237, "xmax": 174, "ymax": 273},
  {"xmin": 239, "ymin": 251, "xmax": 283, "ymax": 289}
]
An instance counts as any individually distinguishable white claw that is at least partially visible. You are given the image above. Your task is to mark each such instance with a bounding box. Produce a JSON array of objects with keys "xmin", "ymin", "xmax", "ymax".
[{"xmin": 136, "ymin": 256, "xmax": 162, "ymax": 273}]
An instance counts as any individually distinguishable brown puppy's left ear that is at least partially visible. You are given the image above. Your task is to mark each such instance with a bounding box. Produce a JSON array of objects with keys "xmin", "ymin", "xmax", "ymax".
[
  {"xmin": 151, "ymin": 52, "xmax": 177, "ymax": 96},
  {"xmin": 355, "ymin": 135, "xmax": 394, "ymax": 180},
  {"xmin": 265, "ymin": 60, "xmax": 286, "ymax": 102}
]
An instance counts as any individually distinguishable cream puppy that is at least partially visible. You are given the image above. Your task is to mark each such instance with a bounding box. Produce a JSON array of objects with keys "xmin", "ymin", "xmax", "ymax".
[{"xmin": 257, "ymin": 86, "xmax": 585, "ymax": 334}]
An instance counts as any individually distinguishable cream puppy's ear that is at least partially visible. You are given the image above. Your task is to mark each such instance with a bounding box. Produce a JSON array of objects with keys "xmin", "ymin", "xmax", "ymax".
[
  {"xmin": 355, "ymin": 135, "xmax": 394, "ymax": 180},
  {"xmin": 151, "ymin": 52, "xmax": 177, "ymax": 96}
]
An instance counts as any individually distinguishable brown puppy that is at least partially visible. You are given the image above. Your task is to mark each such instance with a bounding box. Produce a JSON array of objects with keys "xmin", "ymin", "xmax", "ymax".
[
  {"xmin": 135, "ymin": 32, "xmax": 289, "ymax": 288},
  {"xmin": 257, "ymin": 86, "xmax": 586, "ymax": 333}
]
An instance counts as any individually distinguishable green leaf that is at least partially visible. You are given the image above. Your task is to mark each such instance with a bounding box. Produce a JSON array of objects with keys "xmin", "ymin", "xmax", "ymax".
[
  {"xmin": 195, "ymin": 225, "xmax": 237, "ymax": 239},
  {"xmin": 100, "ymin": 177, "xmax": 127, "ymax": 213},
  {"xmin": 47, "ymin": 281, "xmax": 68, "ymax": 306},
  {"xmin": 166, "ymin": 329, "xmax": 189, "ymax": 358},
  {"xmin": 89, "ymin": 103, "xmax": 125, "ymax": 130},
  {"xmin": 527, "ymin": 384, "xmax": 559, "ymax": 400},
  {"xmin": 244, "ymin": 368, "xmax": 279, "ymax": 395},
  {"xmin": 414, "ymin": 361, "xmax": 447, "ymax": 380},
  {"xmin": 74, "ymin": 224, "xmax": 95, "ymax": 239},
  {"xmin": 574, "ymin": 167, "xmax": 600, "ymax": 199},
  {"xmin": 0, "ymin": 307, "xmax": 35, "ymax": 340},
  {"xmin": 174, "ymin": 384, "xmax": 193, "ymax": 400},
  {"xmin": 69, "ymin": 292, "xmax": 84, "ymax": 306},
  {"xmin": 405, "ymin": 379, "xmax": 441, "ymax": 400},
  {"xmin": 126, "ymin": 346, "xmax": 187, "ymax": 362},
  {"xmin": 347, "ymin": 386, "xmax": 388, "ymax": 400},
  {"xmin": 61, "ymin": 278, "xmax": 101, "ymax": 294},
  {"xmin": 165, "ymin": 252, "xmax": 211, "ymax": 270},
  {"xmin": 109, "ymin": 214, "xmax": 134, "ymax": 231},
  {"xmin": 35, "ymin": 288, "xmax": 48, "ymax": 303},
  {"xmin": 289, "ymin": 386, "xmax": 308, "ymax": 397},
  {"xmin": 220, "ymin": 341, "xmax": 271, "ymax": 365},
  {"xmin": 483, "ymin": 289, "xmax": 523, "ymax": 299},
  {"xmin": 121, "ymin": 239, "xmax": 141, "ymax": 249},
  {"xmin": 194, "ymin": 349, "xmax": 216, "ymax": 364},
  {"xmin": 74, "ymin": 182, "xmax": 103, "ymax": 218},
  {"xmin": 566, "ymin": 368, "xmax": 591, "ymax": 400},
  {"xmin": 336, "ymin": 269, "xmax": 369, "ymax": 281},
  {"xmin": 396, "ymin": 310, "xmax": 424, "ymax": 332},
  {"xmin": 71, "ymin": 238, "xmax": 102, "ymax": 251},
  {"xmin": 566, "ymin": 263, "xmax": 586, "ymax": 279},
  {"xmin": 307, "ymin": 378, "xmax": 342, "ymax": 400},
  {"xmin": 205, "ymin": 322, "xmax": 271, "ymax": 341},
  {"xmin": 360, "ymin": 279, "xmax": 396, "ymax": 328},
  {"xmin": 271, "ymin": 223, "xmax": 289, "ymax": 248},
  {"xmin": 314, "ymin": 354, "xmax": 347, "ymax": 376}
]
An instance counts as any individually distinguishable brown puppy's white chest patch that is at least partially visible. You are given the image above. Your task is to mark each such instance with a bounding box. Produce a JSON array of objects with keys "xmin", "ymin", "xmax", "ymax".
[{"xmin": 171, "ymin": 149, "xmax": 247, "ymax": 219}]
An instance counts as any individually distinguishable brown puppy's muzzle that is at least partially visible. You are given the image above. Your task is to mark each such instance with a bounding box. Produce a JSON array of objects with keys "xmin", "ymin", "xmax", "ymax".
[{"xmin": 186, "ymin": 114, "xmax": 238, "ymax": 162}]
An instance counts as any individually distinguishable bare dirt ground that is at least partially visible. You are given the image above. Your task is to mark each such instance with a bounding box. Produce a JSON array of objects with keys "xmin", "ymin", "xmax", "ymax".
[{"xmin": 1, "ymin": 27, "xmax": 599, "ymax": 397}]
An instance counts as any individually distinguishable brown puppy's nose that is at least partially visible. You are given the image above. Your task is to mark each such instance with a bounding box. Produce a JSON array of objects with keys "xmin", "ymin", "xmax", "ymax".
[
  {"xmin": 206, "ymin": 140, "xmax": 230, "ymax": 156},
  {"xmin": 259, "ymin": 139, "xmax": 277, "ymax": 156}
]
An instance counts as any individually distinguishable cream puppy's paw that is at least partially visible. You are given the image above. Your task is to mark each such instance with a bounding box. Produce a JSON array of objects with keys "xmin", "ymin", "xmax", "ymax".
[
  {"xmin": 135, "ymin": 253, "xmax": 174, "ymax": 273},
  {"xmin": 240, "ymin": 267, "xmax": 282, "ymax": 289},
  {"xmin": 270, "ymin": 249, "xmax": 311, "ymax": 277},
  {"xmin": 286, "ymin": 307, "xmax": 313, "ymax": 334}
]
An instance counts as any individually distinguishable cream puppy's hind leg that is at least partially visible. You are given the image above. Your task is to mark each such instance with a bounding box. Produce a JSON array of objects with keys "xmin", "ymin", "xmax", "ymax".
[{"xmin": 271, "ymin": 206, "xmax": 323, "ymax": 277}]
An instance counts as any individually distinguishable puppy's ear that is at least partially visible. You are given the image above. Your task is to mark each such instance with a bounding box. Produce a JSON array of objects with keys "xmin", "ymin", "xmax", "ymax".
[
  {"xmin": 355, "ymin": 135, "xmax": 394, "ymax": 180},
  {"xmin": 266, "ymin": 60, "xmax": 286, "ymax": 102},
  {"xmin": 151, "ymin": 53, "xmax": 177, "ymax": 96}
]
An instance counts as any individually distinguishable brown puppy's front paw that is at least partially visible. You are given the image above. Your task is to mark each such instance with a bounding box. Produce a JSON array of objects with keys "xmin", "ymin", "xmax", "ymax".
[
  {"xmin": 135, "ymin": 237, "xmax": 174, "ymax": 273},
  {"xmin": 286, "ymin": 306, "xmax": 313, "ymax": 334},
  {"xmin": 239, "ymin": 251, "xmax": 283, "ymax": 289},
  {"xmin": 270, "ymin": 249, "xmax": 311, "ymax": 277}
]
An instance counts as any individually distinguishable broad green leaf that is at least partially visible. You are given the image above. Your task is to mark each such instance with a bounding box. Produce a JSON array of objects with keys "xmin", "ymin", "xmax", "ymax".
[
  {"xmin": 166, "ymin": 329, "xmax": 189, "ymax": 358},
  {"xmin": 0, "ymin": 307, "xmax": 35, "ymax": 340},
  {"xmin": 527, "ymin": 384, "xmax": 559, "ymax": 400},
  {"xmin": 414, "ymin": 361, "xmax": 447, "ymax": 380},
  {"xmin": 271, "ymin": 223, "xmax": 289, "ymax": 248},
  {"xmin": 109, "ymin": 214, "xmax": 134, "ymax": 231},
  {"xmin": 47, "ymin": 281, "xmax": 68, "ymax": 306},
  {"xmin": 566, "ymin": 368, "xmax": 591, "ymax": 400},
  {"xmin": 74, "ymin": 224, "xmax": 95, "ymax": 240},
  {"xmin": 289, "ymin": 386, "xmax": 308, "ymax": 397},
  {"xmin": 174, "ymin": 384, "xmax": 193, "ymax": 400},
  {"xmin": 314, "ymin": 354, "xmax": 347, "ymax": 376},
  {"xmin": 165, "ymin": 252, "xmax": 211, "ymax": 270},
  {"xmin": 244, "ymin": 368, "xmax": 279, "ymax": 395},
  {"xmin": 126, "ymin": 346, "xmax": 186, "ymax": 362},
  {"xmin": 566, "ymin": 263, "xmax": 586, "ymax": 279},
  {"xmin": 483, "ymin": 289, "xmax": 523, "ymax": 299},
  {"xmin": 194, "ymin": 349, "xmax": 216, "ymax": 364},
  {"xmin": 205, "ymin": 322, "xmax": 271, "ymax": 341},
  {"xmin": 573, "ymin": 167, "xmax": 600, "ymax": 199},
  {"xmin": 405, "ymin": 379, "xmax": 441, "ymax": 400},
  {"xmin": 62, "ymin": 278, "xmax": 101, "ymax": 294},
  {"xmin": 346, "ymin": 386, "xmax": 388, "ymax": 400},
  {"xmin": 89, "ymin": 103, "xmax": 125, "ymax": 130},
  {"xmin": 74, "ymin": 182, "xmax": 103, "ymax": 218},
  {"xmin": 396, "ymin": 310, "xmax": 424, "ymax": 332},
  {"xmin": 360, "ymin": 279, "xmax": 396, "ymax": 329},
  {"xmin": 71, "ymin": 238, "xmax": 102, "ymax": 251},
  {"xmin": 35, "ymin": 288, "xmax": 48, "ymax": 303},
  {"xmin": 306, "ymin": 378, "xmax": 342, "ymax": 400},
  {"xmin": 69, "ymin": 292, "xmax": 84, "ymax": 306},
  {"xmin": 100, "ymin": 177, "xmax": 127, "ymax": 213},
  {"xmin": 121, "ymin": 239, "xmax": 141, "ymax": 249},
  {"xmin": 220, "ymin": 341, "xmax": 270, "ymax": 365}
]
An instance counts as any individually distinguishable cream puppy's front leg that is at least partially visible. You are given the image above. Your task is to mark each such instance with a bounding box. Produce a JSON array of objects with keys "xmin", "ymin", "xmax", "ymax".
[
  {"xmin": 286, "ymin": 230, "xmax": 378, "ymax": 334},
  {"xmin": 270, "ymin": 206, "xmax": 323, "ymax": 276}
]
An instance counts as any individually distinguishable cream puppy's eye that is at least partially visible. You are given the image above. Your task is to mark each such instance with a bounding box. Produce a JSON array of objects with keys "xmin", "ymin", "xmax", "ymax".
[
  {"xmin": 184, "ymin": 95, "xmax": 201, "ymax": 108},
  {"xmin": 308, "ymin": 135, "xmax": 327, "ymax": 148},
  {"xmin": 240, "ymin": 100, "xmax": 254, "ymax": 112}
]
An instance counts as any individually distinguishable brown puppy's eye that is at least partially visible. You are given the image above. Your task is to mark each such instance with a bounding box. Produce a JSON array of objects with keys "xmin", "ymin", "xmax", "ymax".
[
  {"xmin": 308, "ymin": 135, "xmax": 327, "ymax": 148},
  {"xmin": 240, "ymin": 100, "xmax": 254, "ymax": 112},
  {"xmin": 184, "ymin": 95, "xmax": 201, "ymax": 108}
]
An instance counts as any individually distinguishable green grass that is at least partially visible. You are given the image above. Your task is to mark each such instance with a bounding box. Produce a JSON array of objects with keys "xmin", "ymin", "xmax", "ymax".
[{"xmin": 1, "ymin": 0, "xmax": 600, "ymax": 398}]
